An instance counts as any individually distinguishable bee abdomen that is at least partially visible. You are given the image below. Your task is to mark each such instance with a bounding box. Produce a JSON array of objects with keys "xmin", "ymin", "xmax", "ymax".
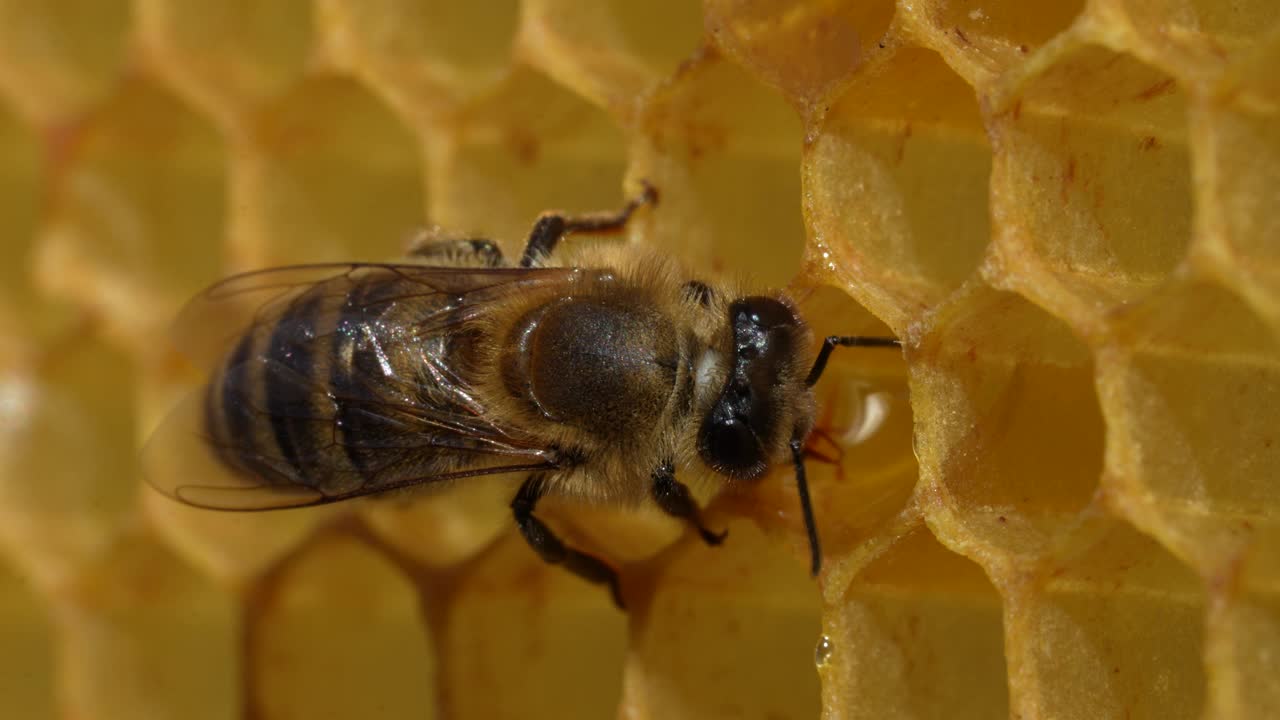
[
  {"xmin": 203, "ymin": 285, "xmax": 341, "ymax": 490},
  {"xmin": 264, "ymin": 288, "xmax": 331, "ymax": 480},
  {"xmin": 328, "ymin": 277, "xmax": 456, "ymax": 481}
]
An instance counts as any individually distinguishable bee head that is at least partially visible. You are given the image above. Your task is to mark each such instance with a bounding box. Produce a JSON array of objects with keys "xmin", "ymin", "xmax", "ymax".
[{"xmin": 697, "ymin": 296, "xmax": 814, "ymax": 481}]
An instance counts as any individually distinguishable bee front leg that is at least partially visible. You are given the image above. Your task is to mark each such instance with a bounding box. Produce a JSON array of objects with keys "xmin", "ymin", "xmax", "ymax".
[
  {"xmin": 651, "ymin": 462, "xmax": 728, "ymax": 547},
  {"xmin": 511, "ymin": 475, "xmax": 625, "ymax": 609},
  {"xmin": 518, "ymin": 182, "xmax": 658, "ymax": 267}
]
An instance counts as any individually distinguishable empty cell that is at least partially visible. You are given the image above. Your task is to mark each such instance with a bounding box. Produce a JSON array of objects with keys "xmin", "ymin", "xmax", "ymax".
[
  {"xmin": 35, "ymin": 79, "xmax": 227, "ymax": 341},
  {"xmin": 441, "ymin": 532, "xmax": 626, "ymax": 720},
  {"xmin": 1015, "ymin": 522, "xmax": 1205, "ymax": 720},
  {"xmin": 136, "ymin": 0, "xmax": 312, "ymax": 120},
  {"xmin": 361, "ymin": 477, "xmax": 514, "ymax": 569},
  {"xmin": 912, "ymin": 287, "xmax": 1105, "ymax": 563},
  {"xmin": 426, "ymin": 66, "xmax": 628, "ymax": 251},
  {"xmin": 318, "ymin": 0, "xmax": 517, "ymax": 121},
  {"xmin": 1013, "ymin": 45, "xmax": 1188, "ymax": 133},
  {"xmin": 232, "ymin": 75, "xmax": 425, "ymax": 268},
  {"xmin": 251, "ymin": 535, "xmax": 437, "ymax": 720},
  {"xmin": 635, "ymin": 55, "xmax": 805, "ymax": 287},
  {"xmin": 1104, "ymin": 279, "xmax": 1280, "ymax": 520},
  {"xmin": 1222, "ymin": 28, "xmax": 1280, "ymax": 112},
  {"xmin": 0, "ymin": 560, "xmax": 56, "ymax": 720},
  {"xmin": 704, "ymin": 0, "xmax": 895, "ymax": 109},
  {"xmin": 0, "ymin": 104, "xmax": 37, "ymax": 302},
  {"xmin": 825, "ymin": 525, "xmax": 1008, "ymax": 720},
  {"xmin": 520, "ymin": 0, "xmax": 703, "ymax": 118},
  {"xmin": 989, "ymin": 46, "xmax": 1192, "ymax": 317},
  {"xmin": 0, "ymin": 336, "xmax": 137, "ymax": 590},
  {"xmin": 1194, "ymin": 103, "xmax": 1280, "ymax": 323},
  {"xmin": 805, "ymin": 46, "xmax": 990, "ymax": 330},
  {"xmin": 0, "ymin": 0, "xmax": 130, "ymax": 124},
  {"xmin": 1113, "ymin": 0, "xmax": 1280, "ymax": 70},
  {"xmin": 56, "ymin": 534, "xmax": 239, "ymax": 720},
  {"xmin": 908, "ymin": 0, "xmax": 1084, "ymax": 80},
  {"xmin": 624, "ymin": 518, "xmax": 820, "ymax": 720}
]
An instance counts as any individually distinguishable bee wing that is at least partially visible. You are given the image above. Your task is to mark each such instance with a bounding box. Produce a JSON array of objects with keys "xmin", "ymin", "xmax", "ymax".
[
  {"xmin": 145, "ymin": 262, "xmax": 586, "ymax": 511},
  {"xmin": 141, "ymin": 383, "xmax": 557, "ymax": 510},
  {"xmin": 168, "ymin": 262, "xmax": 585, "ymax": 371}
]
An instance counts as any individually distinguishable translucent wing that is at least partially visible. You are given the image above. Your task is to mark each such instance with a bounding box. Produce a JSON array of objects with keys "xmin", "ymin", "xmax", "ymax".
[
  {"xmin": 145, "ymin": 262, "xmax": 592, "ymax": 511},
  {"xmin": 168, "ymin": 262, "xmax": 581, "ymax": 372}
]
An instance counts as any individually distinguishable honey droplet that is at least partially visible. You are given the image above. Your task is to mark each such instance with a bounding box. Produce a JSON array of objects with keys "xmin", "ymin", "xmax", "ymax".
[{"xmin": 815, "ymin": 634, "xmax": 834, "ymax": 668}]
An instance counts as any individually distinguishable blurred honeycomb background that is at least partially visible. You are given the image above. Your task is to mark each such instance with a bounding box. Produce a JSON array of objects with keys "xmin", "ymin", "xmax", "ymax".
[{"xmin": 0, "ymin": 1, "xmax": 1277, "ymax": 718}]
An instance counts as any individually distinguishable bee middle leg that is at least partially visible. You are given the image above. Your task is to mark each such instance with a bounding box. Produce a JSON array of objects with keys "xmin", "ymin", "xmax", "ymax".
[
  {"xmin": 511, "ymin": 474, "xmax": 625, "ymax": 609},
  {"xmin": 518, "ymin": 181, "xmax": 658, "ymax": 267},
  {"xmin": 405, "ymin": 228, "xmax": 505, "ymax": 267},
  {"xmin": 651, "ymin": 462, "xmax": 728, "ymax": 547}
]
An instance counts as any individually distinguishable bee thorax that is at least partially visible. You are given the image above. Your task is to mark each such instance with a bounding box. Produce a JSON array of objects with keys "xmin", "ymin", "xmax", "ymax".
[{"xmin": 501, "ymin": 295, "xmax": 681, "ymax": 439}]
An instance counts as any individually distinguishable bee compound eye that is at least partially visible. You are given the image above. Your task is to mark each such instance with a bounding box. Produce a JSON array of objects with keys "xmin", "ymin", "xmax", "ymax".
[{"xmin": 698, "ymin": 416, "xmax": 766, "ymax": 480}]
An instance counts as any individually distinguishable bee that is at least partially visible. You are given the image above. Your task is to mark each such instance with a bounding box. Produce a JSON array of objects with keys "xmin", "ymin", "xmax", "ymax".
[{"xmin": 144, "ymin": 184, "xmax": 901, "ymax": 608}]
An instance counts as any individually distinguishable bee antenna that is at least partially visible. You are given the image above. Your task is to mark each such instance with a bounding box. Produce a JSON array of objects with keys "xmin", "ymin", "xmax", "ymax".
[
  {"xmin": 789, "ymin": 437, "xmax": 822, "ymax": 577},
  {"xmin": 805, "ymin": 335, "xmax": 902, "ymax": 387}
]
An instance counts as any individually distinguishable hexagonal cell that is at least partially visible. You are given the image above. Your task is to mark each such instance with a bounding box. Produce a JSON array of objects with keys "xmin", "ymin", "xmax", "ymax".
[
  {"xmin": 361, "ymin": 478, "xmax": 513, "ymax": 570},
  {"xmin": 634, "ymin": 53, "xmax": 805, "ymax": 287},
  {"xmin": 824, "ymin": 524, "xmax": 1007, "ymax": 720},
  {"xmin": 0, "ymin": 1, "xmax": 130, "ymax": 125},
  {"xmin": 0, "ymin": 104, "xmax": 39, "ymax": 309},
  {"xmin": 0, "ymin": 335, "xmax": 137, "ymax": 591},
  {"xmin": 911, "ymin": 286, "xmax": 1105, "ymax": 570},
  {"xmin": 0, "ymin": 560, "xmax": 55, "ymax": 720},
  {"xmin": 901, "ymin": 0, "xmax": 1084, "ymax": 84},
  {"xmin": 1191, "ymin": 100, "xmax": 1280, "ymax": 328},
  {"xmin": 1009, "ymin": 521, "xmax": 1205, "ymax": 720},
  {"xmin": 517, "ymin": 0, "xmax": 705, "ymax": 122},
  {"xmin": 1110, "ymin": 0, "xmax": 1280, "ymax": 80},
  {"xmin": 704, "ymin": 0, "xmax": 895, "ymax": 111},
  {"xmin": 804, "ymin": 46, "xmax": 990, "ymax": 331},
  {"xmin": 231, "ymin": 75, "xmax": 426, "ymax": 269},
  {"xmin": 987, "ymin": 45, "xmax": 1192, "ymax": 325},
  {"xmin": 136, "ymin": 0, "xmax": 313, "ymax": 122},
  {"xmin": 35, "ymin": 79, "xmax": 227, "ymax": 342},
  {"xmin": 317, "ymin": 0, "xmax": 518, "ymax": 123},
  {"xmin": 55, "ymin": 533, "xmax": 239, "ymax": 720},
  {"xmin": 425, "ymin": 66, "xmax": 629, "ymax": 251},
  {"xmin": 440, "ymin": 532, "xmax": 626, "ymax": 720},
  {"xmin": 622, "ymin": 517, "xmax": 820, "ymax": 720},
  {"xmin": 1099, "ymin": 278, "xmax": 1280, "ymax": 571},
  {"xmin": 250, "ymin": 534, "xmax": 437, "ymax": 719}
]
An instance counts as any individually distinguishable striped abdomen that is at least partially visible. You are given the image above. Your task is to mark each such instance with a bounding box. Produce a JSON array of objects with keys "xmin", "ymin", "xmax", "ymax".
[{"xmin": 202, "ymin": 274, "xmax": 486, "ymax": 498}]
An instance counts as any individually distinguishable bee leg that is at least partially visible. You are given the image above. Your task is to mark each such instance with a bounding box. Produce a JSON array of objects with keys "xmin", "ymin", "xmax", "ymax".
[
  {"xmin": 518, "ymin": 181, "xmax": 658, "ymax": 267},
  {"xmin": 651, "ymin": 462, "xmax": 728, "ymax": 547},
  {"xmin": 511, "ymin": 475, "xmax": 626, "ymax": 609},
  {"xmin": 405, "ymin": 229, "xmax": 505, "ymax": 267}
]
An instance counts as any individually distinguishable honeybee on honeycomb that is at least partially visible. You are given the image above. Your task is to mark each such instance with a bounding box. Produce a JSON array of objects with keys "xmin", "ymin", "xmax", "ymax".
[{"xmin": 143, "ymin": 183, "xmax": 901, "ymax": 607}]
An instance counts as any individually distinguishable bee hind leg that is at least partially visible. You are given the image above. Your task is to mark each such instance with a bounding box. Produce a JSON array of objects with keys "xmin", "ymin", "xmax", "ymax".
[
  {"xmin": 651, "ymin": 462, "xmax": 728, "ymax": 547},
  {"xmin": 518, "ymin": 181, "xmax": 658, "ymax": 267},
  {"xmin": 405, "ymin": 228, "xmax": 506, "ymax": 267},
  {"xmin": 511, "ymin": 475, "xmax": 626, "ymax": 609}
]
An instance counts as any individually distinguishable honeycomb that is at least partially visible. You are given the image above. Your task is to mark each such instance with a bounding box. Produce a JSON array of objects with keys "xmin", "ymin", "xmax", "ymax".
[{"xmin": 0, "ymin": 1, "xmax": 1276, "ymax": 718}]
